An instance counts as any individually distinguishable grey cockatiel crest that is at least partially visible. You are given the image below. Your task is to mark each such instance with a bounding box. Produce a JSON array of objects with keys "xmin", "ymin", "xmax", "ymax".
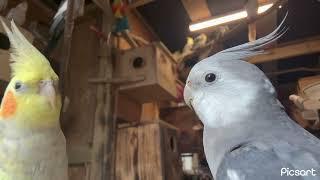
[{"xmin": 184, "ymin": 16, "xmax": 320, "ymax": 180}]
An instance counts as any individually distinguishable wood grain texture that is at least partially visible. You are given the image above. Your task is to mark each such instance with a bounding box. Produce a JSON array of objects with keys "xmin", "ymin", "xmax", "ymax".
[
  {"xmin": 57, "ymin": 18, "xmax": 99, "ymax": 180},
  {"xmin": 116, "ymin": 122, "xmax": 183, "ymax": 180},
  {"xmin": 116, "ymin": 126, "xmax": 139, "ymax": 180},
  {"xmin": 69, "ymin": 166, "xmax": 88, "ymax": 180},
  {"xmin": 117, "ymin": 93, "xmax": 142, "ymax": 122}
]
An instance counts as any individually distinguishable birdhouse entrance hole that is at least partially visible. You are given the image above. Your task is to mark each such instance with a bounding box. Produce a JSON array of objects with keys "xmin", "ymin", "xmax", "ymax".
[{"xmin": 132, "ymin": 57, "xmax": 145, "ymax": 69}]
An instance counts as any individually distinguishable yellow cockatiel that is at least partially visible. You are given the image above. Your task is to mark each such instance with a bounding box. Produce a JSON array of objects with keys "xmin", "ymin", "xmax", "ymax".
[{"xmin": 0, "ymin": 19, "xmax": 68, "ymax": 180}]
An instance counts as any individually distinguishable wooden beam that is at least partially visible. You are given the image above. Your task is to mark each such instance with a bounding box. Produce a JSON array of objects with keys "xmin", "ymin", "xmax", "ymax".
[
  {"xmin": 248, "ymin": 37, "xmax": 320, "ymax": 64},
  {"xmin": 90, "ymin": 4, "xmax": 116, "ymax": 180},
  {"xmin": 246, "ymin": 0, "xmax": 258, "ymax": 42},
  {"xmin": 128, "ymin": 0, "xmax": 155, "ymax": 8},
  {"xmin": 181, "ymin": 0, "xmax": 212, "ymax": 22}
]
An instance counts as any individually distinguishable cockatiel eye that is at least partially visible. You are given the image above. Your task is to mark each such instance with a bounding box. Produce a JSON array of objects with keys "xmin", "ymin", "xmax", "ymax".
[
  {"xmin": 14, "ymin": 81, "xmax": 26, "ymax": 92},
  {"xmin": 14, "ymin": 81, "xmax": 22, "ymax": 90},
  {"xmin": 205, "ymin": 73, "xmax": 216, "ymax": 83}
]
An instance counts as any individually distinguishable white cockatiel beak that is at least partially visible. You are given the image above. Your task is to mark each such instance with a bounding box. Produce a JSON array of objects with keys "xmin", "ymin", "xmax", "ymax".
[
  {"xmin": 184, "ymin": 83, "xmax": 195, "ymax": 111},
  {"xmin": 39, "ymin": 80, "xmax": 56, "ymax": 109}
]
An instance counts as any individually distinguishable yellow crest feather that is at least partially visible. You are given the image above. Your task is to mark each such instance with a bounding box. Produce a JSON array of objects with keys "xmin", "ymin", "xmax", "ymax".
[{"xmin": 0, "ymin": 19, "xmax": 58, "ymax": 81}]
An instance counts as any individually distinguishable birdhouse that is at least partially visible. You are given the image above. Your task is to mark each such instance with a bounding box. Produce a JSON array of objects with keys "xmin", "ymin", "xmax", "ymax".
[{"xmin": 114, "ymin": 42, "xmax": 178, "ymax": 103}]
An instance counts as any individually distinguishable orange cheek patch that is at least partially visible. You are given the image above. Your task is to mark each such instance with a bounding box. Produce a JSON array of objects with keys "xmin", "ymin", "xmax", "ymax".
[{"xmin": 0, "ymin": 91, "xmax": 17, "ymax": 118}]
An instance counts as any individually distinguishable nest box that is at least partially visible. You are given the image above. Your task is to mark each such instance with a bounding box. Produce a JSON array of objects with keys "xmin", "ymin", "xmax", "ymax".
[{"xmin": 114, "ymin": 43, "xmax": 178, "ymax": 103}]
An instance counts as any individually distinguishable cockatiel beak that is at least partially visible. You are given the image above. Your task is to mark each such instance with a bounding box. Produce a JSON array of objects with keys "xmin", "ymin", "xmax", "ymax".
[
  {"xmin": 184, "ymin": 82, "xmax": 195, "ymax": 111},
  {"xmin": 39, "ymin": 80, "xmax": 57, "ymax": 109}
]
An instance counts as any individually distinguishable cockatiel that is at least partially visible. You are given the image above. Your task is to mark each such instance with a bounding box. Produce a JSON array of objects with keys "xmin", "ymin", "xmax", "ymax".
[
  {"xmin": 184, "ymin": 17, "xmax": 320, "ymax": 179},
  {"xmin": 0, "ymin": 20, "xmax": 68, "ymax": 180}
]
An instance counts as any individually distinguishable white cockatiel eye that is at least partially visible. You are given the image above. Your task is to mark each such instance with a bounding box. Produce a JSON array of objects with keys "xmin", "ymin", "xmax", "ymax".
[{"xmin": 205, "ymin": 73, "xmax": 216, "ymax": 83}]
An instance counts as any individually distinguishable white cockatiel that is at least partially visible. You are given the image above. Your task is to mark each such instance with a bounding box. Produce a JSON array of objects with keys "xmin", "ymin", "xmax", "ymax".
[{"xmin": 184, "ymin": 18, "xmax": 320, "ymax": 179}]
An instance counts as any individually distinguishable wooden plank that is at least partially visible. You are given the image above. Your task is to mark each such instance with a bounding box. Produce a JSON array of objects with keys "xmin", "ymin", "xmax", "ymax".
[
  {"xmin": 90, "ymin": 9, "xmax": 116, "ymax": 180},
  {"xmin": 137, "ymin": 124, "xmax": 164, "ymax": 180},
  {"xmin": 115, "ymin": 126, "xmax": 139, "ymax": 180},
  {"xmin": 61, "ymin": 18, "xmax": 99, "ymax": 180},
  {"xmin": 117, "ymin": 93, "xmax": 142, "ymax": 122},
  {"xmin": 116, "ymin": 124, "xmax": 163, "ymax": 180},
  {"xmin": 248, "ymin": 37, "xmax": 320, "ymax": 64},
  {"xmin": 67, "ymin": 146, "xmax": 91, "ymax": 165},
  {"xmin": 181, "ymin": 0, "xmax": 212, "ymax": 22},
  {"xmin": 160, "ymin": 123, "xmax": 183, "ymax": 180},
  {"xmin": 140, "ymin": 103, "xmax": 160, "ymax": 122},
  {"xmin": 116, "ymin": 122, "xmax": 183, "ymax": 180},
  {"xmin": 129, "ymin": 0, "xmax": 155, "ymax": 8},
  {"xmin": 68, "ymin": 165, "xmax": 88, "ymax": 180}
]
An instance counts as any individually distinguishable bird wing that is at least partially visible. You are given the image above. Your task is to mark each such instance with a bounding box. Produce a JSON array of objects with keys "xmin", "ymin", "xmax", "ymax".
[{"xmin": 216, "ymin": 140, "xmax": 320, "ymax": 180}]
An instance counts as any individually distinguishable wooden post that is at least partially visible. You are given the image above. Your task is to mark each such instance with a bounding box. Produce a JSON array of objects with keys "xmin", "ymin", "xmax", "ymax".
[
  {"xmin": 90, "ymin": 2, "xmax": 116, "ymax": 180},
  {"xmin": 60, "ymin": 0, "xmax": 75, "ymax": 99},
  {"xmin": 248, "ymin": 23, "xmax": 257, "ymax": 42},
  {"xmin": 245, "ymin": 0, "xmax": 258, "ymax": 42}
]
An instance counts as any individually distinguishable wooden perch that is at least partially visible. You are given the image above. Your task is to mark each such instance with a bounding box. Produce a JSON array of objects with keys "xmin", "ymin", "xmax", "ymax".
[{"xmin": 88, "ymin": 76, "xmax": 145, "ymax": 84}]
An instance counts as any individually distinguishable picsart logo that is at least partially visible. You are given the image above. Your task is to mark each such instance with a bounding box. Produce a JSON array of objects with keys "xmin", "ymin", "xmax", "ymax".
[{"xmin": 281, "ymin": 168, "xmax": 317, "ymax": 177}]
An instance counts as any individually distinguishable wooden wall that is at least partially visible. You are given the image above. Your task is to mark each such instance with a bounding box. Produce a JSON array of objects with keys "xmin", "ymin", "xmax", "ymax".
[
  {"xmin": 62, "ymin": 18, "xmax": 100, "ymax": 180},
  {"xmin": 61, "ymin": 5, "xmax": 160, "ymax": 179}
]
